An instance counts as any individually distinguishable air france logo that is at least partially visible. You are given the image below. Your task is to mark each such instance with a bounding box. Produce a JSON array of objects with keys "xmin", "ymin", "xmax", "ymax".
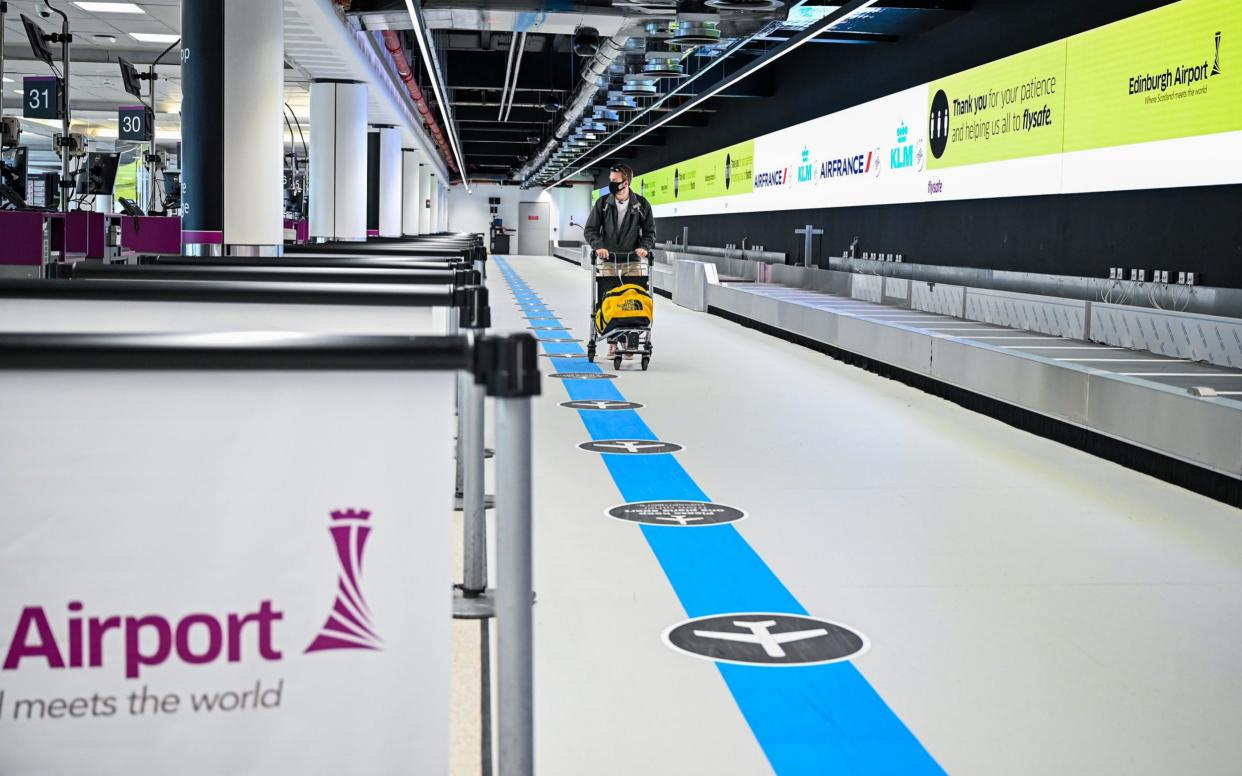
[
  {"xmin": 305, "ymin": 509, "xmax": 383, "ymax": 653},
  {"xmin": 815, "ymin": 151, "xmax": 876, "ymax": 179},
  {"xmin": 797, "ymin": 147, "xmax": 813, "ymax": 183},
  {"xmin": 753, "ymin": 166, "xmax": 788, "ymax": 189}
]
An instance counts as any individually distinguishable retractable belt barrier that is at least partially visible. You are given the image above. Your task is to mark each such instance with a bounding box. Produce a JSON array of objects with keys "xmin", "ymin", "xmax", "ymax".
[
  {"xmin": 0, "ymin": 279, "xmax": 476, "ymax": 336},
  {"xmin": 146, "ymin": 256, "xmax": 472, "ymax": 272},
  {"xmin": 0, "ymin": 332, "xmax": 538, "ymax": 776},
  {"xmin": 50, "ymin": 262, "xmax": 481, "ymax": 288},
  {"xmin": 0, "ymin": 278, "xmax": 490, "ymax": 581},
  {"xmin": 287, "ymin": 237, "xmax": 487, "ymax": 269},
  {"xmin": 279, "ymin": 234, "xmax": 493, "ymax": 538}
]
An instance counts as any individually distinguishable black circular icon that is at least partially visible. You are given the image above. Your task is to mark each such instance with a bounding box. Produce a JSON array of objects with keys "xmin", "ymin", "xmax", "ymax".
[
  {"xmin": 724, "ymin": 154, "xmax": 732, "ymax": 190},
  {"xmin": 664, "ymin": 613, "xmax": 867, "ymax": 666},
  {"xmin": 607, "ymin": 501, "xmax": 746, "ymax": 527},
  {"xmin": 540, "ymin": 352, "xmax": 587, "ymax": 359},
  {"xmin": 674, "ymin": 168, "xmax": 680, "ymax": 198},
  {"xmin": 928, "ymin": 89, "xmax": 950, "ymax": 160},
  {"xmin": 550, "ymin": 372, "xmax": 617, "ymax": 380},
  {"xmin": 579, "ymin": 439, "xmax": 683, "ymax": 455},
  {"xmin": 561, "ymin": 400, "xmax": 644, "ymax": 411}
]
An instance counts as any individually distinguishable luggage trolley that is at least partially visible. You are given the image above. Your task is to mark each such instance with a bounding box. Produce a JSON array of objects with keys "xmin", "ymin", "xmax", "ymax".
[{"xmin": 587, "ymin": 251, "xmax": 655, "ymax": 371}]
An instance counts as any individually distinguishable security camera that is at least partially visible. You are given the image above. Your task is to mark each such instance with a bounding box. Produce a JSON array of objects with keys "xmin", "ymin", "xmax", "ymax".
[{"xmin": 40, "ymin": 10, "xmax": 51, "ymax": 18}]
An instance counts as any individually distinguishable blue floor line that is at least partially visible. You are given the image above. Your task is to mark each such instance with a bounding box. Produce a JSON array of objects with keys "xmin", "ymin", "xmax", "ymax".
[{"xmin": 498, "ymin": 259, "xmax": 944, "ymax": 775}]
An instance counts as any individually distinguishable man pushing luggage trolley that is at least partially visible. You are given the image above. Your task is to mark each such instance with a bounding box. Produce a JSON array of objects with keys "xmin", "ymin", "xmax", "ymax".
[{"xmin": 583, "ymin": 164, "xmax": 656, "ymax": 370}]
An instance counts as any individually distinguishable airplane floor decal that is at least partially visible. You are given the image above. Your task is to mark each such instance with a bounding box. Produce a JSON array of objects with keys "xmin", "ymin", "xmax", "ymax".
[{"xmin": 496, "ymin": 258, "xmax": 943, "ymax": 775}]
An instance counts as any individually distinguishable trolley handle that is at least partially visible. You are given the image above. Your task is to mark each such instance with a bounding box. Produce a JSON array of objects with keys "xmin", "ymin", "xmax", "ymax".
[{"xmin": 592, "ymin": 250, "xmax": 654, "ymax": 266}]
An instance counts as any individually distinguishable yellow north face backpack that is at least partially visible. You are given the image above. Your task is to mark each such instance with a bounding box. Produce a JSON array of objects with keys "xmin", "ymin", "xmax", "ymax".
[{"xmin": 595, "ymin": 283, "xmax": 654, "ymax": 334}]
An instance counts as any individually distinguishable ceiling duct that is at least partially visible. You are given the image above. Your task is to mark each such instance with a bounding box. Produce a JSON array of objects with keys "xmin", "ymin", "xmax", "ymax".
[
  {"xmin": 605, "ymin": 92, "xmax": 639, "ymax": 110},
  {"xmin": 515, "ymin": 21, "xmax": 645, "ymax": 181},
  {"xmin": 640, "ymin": 56, "xmax": 687, "ymax": 78},
  {"xmin": 643, "ymin": 19, "xmax": 676, "ymax": 38},
  {"xmin": 705, "ymin": 0, "xmax": 784, "ymax": 10},
  {"xmin": 668, "ymin": 19, "xmax": 721, "ymax": 46},
  {"xmin": 621, "ymin": 79, "xmax": 659, "ymax": 96},
  {"xmin": 593, "ymin": 107, "xmax": 623, "ymax": 124},
  {"xmin": 634, "ymin": 39, "xmax": 686, "ymax": 79},
  {"xmin": 573, "ymin": 26, "xmax": 601, "ymax": 56}
]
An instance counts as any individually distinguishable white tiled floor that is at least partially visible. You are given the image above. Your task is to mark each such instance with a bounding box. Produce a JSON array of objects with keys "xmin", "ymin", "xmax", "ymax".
[{"xmin": 492, "ymin": 256, "xmax": 1242, "ymax": 776}]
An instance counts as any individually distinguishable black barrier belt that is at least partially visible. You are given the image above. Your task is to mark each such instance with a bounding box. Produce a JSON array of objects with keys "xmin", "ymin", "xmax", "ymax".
[
  {"xmin": 256, "ymin": 253, "xmax": 463, "ymax": 263},
  {"xmin": 0, "ymin": 333, "xmax": 473, "ymax": 370},
  {"xmin": 147, "ymin": 257, "xmax": 469, "ymax": 272},
  {"xmin": 285, "ymin": 244, "xmax": 478, "ymax": 259},
  {"xmin": 0, "ymin": 279, "xmax": 459, "ymax": 307},
  {"xmin": 52, "ymin": 263, "xmax": 467, "ymax": 287},
  {"xmin": 0, "ymin": 333, "xmax": 536, "ymax": 392}
]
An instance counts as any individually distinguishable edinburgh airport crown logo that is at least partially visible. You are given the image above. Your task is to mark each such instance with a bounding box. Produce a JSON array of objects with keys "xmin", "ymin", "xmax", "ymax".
[{"xmin": 306, "ymin": 509, "xmax": 383, "ymax": 653}]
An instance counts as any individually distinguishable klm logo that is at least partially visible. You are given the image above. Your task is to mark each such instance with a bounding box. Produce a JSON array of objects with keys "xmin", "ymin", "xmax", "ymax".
[
  {"xmin": 797, "ymin": 147, "xmax": 813, "ymax": 183},
  {"xmin": 890, "ymin": 123, "xmax": 914, "ymax": 170}
]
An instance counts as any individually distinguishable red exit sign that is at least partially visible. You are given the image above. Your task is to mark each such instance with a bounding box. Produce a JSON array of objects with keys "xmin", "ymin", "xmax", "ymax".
[{"xmin": 527, "ymin": 215, "xmax": 539, "ymax": 220}]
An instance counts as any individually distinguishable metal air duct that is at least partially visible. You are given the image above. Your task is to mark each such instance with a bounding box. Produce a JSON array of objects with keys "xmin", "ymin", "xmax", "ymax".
[{"xmin": 515, "ymin": 22, "xmax": 643, "ymax": 180}]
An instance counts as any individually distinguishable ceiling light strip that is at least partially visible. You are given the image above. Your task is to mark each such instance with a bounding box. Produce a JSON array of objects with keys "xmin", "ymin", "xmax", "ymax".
[
  {"xmin": 403, "ymin": 0, "xmax": 470, "ymax": 191},
  {"xmin": 541, "ymin": 0, "xmax": 881, "ymax": 189}
]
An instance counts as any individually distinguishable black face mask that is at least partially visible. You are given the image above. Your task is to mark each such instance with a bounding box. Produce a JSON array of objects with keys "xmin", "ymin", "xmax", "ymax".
[{"xmin": 608, "ymin": 180, "xmax": 626, "ymax": 196}]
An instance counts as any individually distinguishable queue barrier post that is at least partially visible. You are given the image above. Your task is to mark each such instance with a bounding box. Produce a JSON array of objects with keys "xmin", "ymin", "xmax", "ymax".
[
  {"xmin": 478, "ymin": 333, "xmax": 540, "ymax": 776},
  {"xmin": 458, "ymin": 286, "xmax": 492, "ymax": 601}
]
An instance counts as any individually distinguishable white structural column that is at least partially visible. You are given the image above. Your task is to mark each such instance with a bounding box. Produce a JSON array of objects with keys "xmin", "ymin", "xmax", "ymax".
[
  {"xmin": 181, "ymin": 0, "xmax": 284, "ymax": 254},
  {"xmin": 428, "ymin": 174, "xmax": 440, "ymax": 235},
  {"xmin": 377, "ymin": 127, "xmax": 403, "ymax": 238},
  {"xmin": 309, "ymin": 80, "xmax": 368, "ymax": 241},
  {"xmin": 401, "ymin": 149, "xmax": 422, "ymax": 236},
  {"xmin": 418, "ymin": 165, "xmax": 432, "ymax": 235},
  {"xmin": 439, "ymin": 186, "xmax": 448, "ymax": 232}
]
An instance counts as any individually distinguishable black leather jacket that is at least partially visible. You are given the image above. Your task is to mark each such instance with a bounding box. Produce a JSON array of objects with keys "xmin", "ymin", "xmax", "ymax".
[{"xmin": 583, "ymin": 191, "xmax": 656, "ymax": 257}]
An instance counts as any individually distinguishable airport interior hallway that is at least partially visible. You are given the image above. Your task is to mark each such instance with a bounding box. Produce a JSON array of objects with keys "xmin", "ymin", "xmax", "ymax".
[{"xmin": 490, "ymin": 254, "xmax": 1242, "ymax": 776}]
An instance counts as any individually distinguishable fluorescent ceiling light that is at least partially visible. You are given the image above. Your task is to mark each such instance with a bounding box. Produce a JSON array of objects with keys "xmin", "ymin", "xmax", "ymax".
[
  {"xmin": 403, "ymin": 0, "xmax": 470, "ymax": 192},
  {"xmin": 75, "ymin": 2, "xmax": 145, "ymax": 13},
  {"xmin": 2, "ymin": 77, "xmax": 12, "ymax": 83},
  {"xmin": 129, "ymin": 32, "xmax": 179, "ymax": 44}
]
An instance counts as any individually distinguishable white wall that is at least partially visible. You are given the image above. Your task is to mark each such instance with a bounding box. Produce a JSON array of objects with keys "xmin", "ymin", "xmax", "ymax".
[
  {"xmin": 447, "ymin": 181, "xmax": 593, "ymax": 247},
  {"xmin": 546, "ymin": 183, "xmax": 592, "ymax": 245}
]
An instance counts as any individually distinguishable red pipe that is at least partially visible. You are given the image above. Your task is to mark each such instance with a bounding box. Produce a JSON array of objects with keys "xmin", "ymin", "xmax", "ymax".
[{"xmin": 383, "ymin": 29, "xmax": 458, "ymax": 173}]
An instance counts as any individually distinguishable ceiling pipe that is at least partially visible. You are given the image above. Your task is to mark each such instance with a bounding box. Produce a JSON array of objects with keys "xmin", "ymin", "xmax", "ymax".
[
  {"xmin": 514, "ymin": 23, "xmax": 640, "ymax": 181},
  {"xmin": 382, "ymin": 28, "xmax": 458, "ymax": 172},
  {"xmin": 496, "ymin": 32, "xmax": 518, "ymax": 120},
  {"xmin": 501, "ymin": 32, "xmax": 528, "ymax": 122}
]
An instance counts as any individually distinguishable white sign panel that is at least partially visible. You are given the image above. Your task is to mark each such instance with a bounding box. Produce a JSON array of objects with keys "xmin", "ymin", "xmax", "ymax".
[{"xmin": 0, "ymin": 369, "xmax": 454, "ymax": 774}]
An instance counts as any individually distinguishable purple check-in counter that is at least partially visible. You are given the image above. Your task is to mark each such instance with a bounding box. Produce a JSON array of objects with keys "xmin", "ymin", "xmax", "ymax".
[
  {"xmin": 284, "ymin": 217, "xmax": 309, "ymax": 244},
  {"xmin": 119, "ymin": 215, "xmax": 183, "ymax": 256},
  {"xmin": 0, "ymin": 212, "xmax": 52, "ymax": 277}
]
